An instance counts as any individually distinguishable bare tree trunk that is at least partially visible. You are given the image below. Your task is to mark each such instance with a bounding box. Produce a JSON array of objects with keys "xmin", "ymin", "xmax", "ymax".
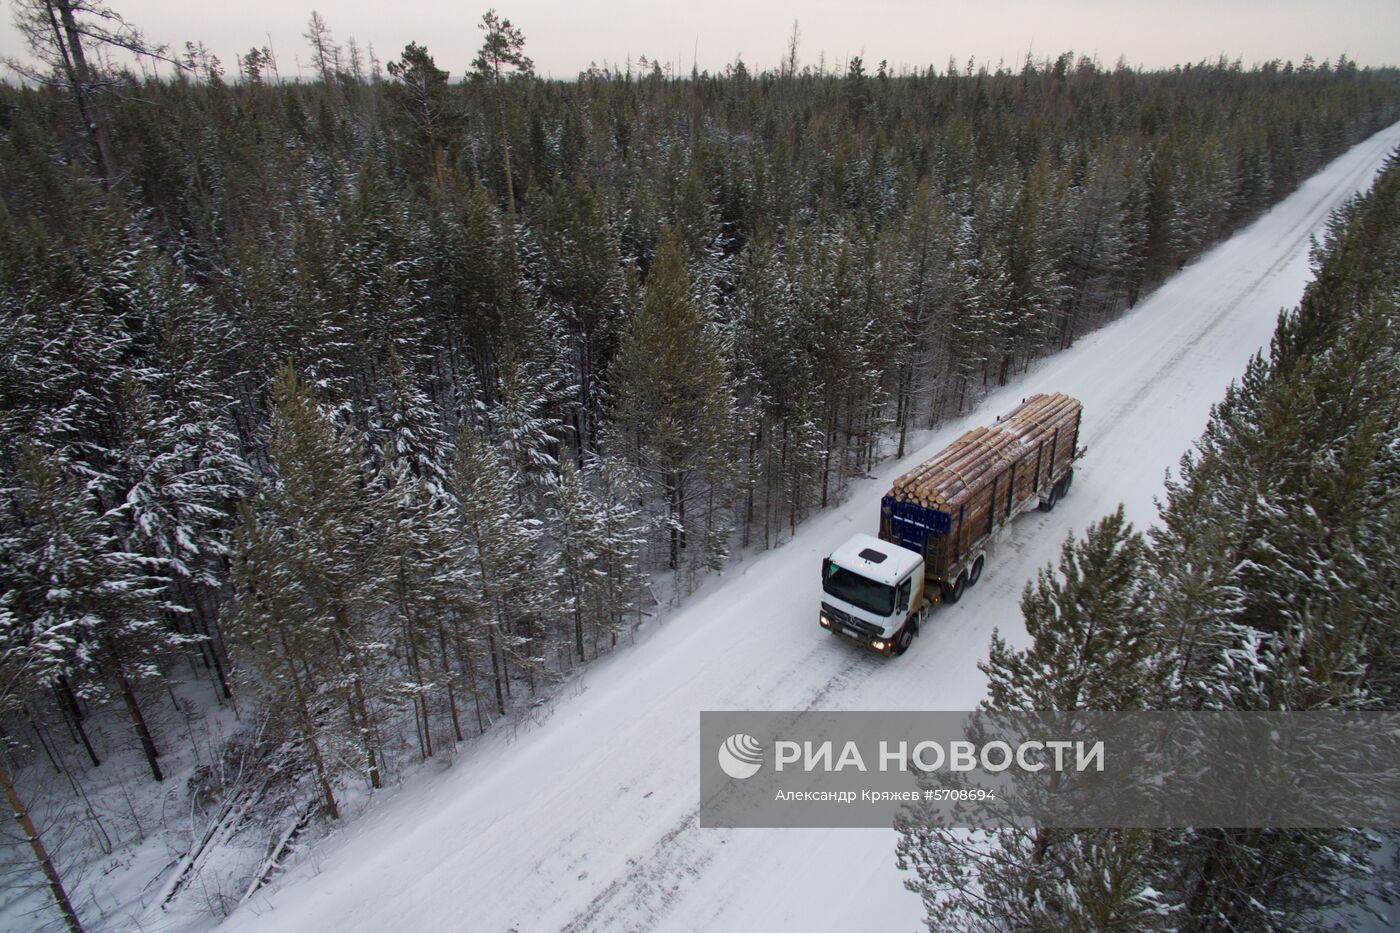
[
  {"xmin": 25, "ymin": 708, "xmax": 61, "ymax": 774},
  {"xmin": 190, "ymin": 591, "xmax": 233, "ymax": 701},
  {"xmin": 55, "ymin": 679, "xmax": 99, "ymax": 768},
  {"xmin": 667, "ymin": 472, "xmax": 681, "ymax": 570},
  {"xmin": 334, "ymin": 606, "xmax": 382, "ymax": 789},
  {"xmin": 403, "ymin": 619, "xmax": 430, "ymax": 759},
  {"xmin": 437, "ymin": 622, "xmax": 464, "ymax": 743},
  {"xmin": 0, "ymin": 756, "xmax": 85, "ymax": 933},
  {"xmin": 48, "ymin": 0, "xmax": 118, "ymax": 188},
  {"xmin": 453, "ymin": 631, "xmax": 487, "ymax": 733},
  {"xmin": 573, "ymin": 589, "xmax": 586, "ymax": 664},
  {"xmin": 485, "ymin": 621, "xmax": 507, "ymax": 716},
  {"xmin": 102, "ymin": 635, "xmax": 162, "ymax": 782},
  {"xmin": 496, "ymin": 86, "xmax": 516, "ymax": 215},
  {"xmin": 278, "ymin": 629, "xmax": 339, "ymax": 820}
]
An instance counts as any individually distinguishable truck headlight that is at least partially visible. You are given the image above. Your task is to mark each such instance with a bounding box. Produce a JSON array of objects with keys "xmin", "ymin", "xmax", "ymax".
[
  {"xmin": 819, "ymin": 614, "xmax": 830, "ymax": 627},
  {"xmin": 871, "ymin": 640, "xmax": 886, "ymax": 651}
]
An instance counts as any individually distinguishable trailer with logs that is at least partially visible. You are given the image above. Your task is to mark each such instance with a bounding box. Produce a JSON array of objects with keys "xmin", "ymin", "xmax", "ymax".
[{"xmin": 819, "ymin": 393, "xmax": 1083, "ymax": 656}]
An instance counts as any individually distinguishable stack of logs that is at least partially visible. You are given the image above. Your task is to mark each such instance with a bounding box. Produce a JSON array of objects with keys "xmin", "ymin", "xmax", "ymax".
[{"xmin": 890, "ymin": 393, "xmax": 1082, "ymax": 513}]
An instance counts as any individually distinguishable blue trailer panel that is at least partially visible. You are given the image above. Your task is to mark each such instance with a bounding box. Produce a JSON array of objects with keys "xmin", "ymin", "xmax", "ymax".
[{"xmin": 880, "ymin": 495, "xmax": 951, "ymax": 555}]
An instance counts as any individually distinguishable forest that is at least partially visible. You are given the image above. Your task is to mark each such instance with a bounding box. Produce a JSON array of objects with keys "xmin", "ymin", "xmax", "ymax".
[
  {"xmin": 898, "ymin": 148, "xmax": 1400, "ymax": 929},
  {"xmin": 1, "ymin": 1, "xmax": 1399, "ymax": 927}
]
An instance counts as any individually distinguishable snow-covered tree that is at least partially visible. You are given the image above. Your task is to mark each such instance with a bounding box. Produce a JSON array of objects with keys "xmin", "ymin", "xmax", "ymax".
[
  {"xmin": 229, "ymin": 365, "xmax": 392, "ymax": 792},
  {"xmin": 547, "ymin": 455, "xmax": 648, "ymax": 662},
  {"xmin": 612, "ymin": 226, "xmax": 737, "ymax": 571},
  {"xmin": 986, "ymin": 507, "xmax": 1160, "ymax": 712},
  {"xmin": 375, "ymin": 345, "xmax": 452, "ymax": 498},
  {"xmin": 0, "ymin": 593, "xmax": 86, "ymax": 932},
  {"xmin": 4, "ymin": 443, "xmax": 186, "ymax": 782},
  {"xmin": 112, "ymin": 374, "xmax": 249, "ymax": 698},
  {"xmin": 899, "ymin": 509, "xmax": 1165, "ymax": 931},
  {"xmin": 451, "ymin": 424, "xmax": 552, "ymax": 714},
  {"xmin": 529, "ymin": 176, "xmax": 628, "ymax": 458},
  {"xmin": 381, "ymin": 462, "xmax": 479, "ymax": 754},
  {"xmin": 485, "ymin": 342, "xmax": 573, "ymax": 500}
]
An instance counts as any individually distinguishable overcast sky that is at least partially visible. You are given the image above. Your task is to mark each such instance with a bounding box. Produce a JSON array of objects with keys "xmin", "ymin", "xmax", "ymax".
[{"xmin": 3, "ymin": 0, "xmax": 1399, "ymax": 81}]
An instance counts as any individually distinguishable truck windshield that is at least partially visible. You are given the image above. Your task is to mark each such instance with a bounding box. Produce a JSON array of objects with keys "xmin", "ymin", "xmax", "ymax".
[{"xmin": 823, "ymin": 562, "xmax": 895, "ymax": 616}]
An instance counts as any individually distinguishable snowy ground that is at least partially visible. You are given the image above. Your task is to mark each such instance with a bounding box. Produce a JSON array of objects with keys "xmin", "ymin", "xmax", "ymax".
[{"xmin": 201, "ymin": 122, "xmax": 1400, "ymax": 933}]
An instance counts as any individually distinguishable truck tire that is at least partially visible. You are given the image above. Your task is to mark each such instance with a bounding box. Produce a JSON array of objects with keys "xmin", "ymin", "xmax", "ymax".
[
  {"xmin": 894, "ymin": 622, "xmax": 915, "ymax": 656},
  {"xmin": 1039, "ymin": 484, "xmax": 1058, "ymax": 512},
  {"xmin": 1061, "ymin": 467, "xmax": 1074, "ymax": 493},
  {"xmin": 968, "ymin": 555, "xmax": 985, "ymax": 586},
  {"xmin": 943, "ymin": 571, "xmax": 968, "ymax": 604}
]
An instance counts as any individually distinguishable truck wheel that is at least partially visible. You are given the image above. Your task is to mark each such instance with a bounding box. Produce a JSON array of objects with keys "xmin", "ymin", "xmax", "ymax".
[
  {"xmin": 1062, "ymin": 468, "xmax": 1074, "ymax": 493},
  {"xmin": 894, "ymin": 623, "xmax": 915, "ymax": 656},
  {"xmin": 1039, "ymin": 485, "xmax": 1058, "ymax": 512},
  {"xmin": 968, "ymin": 555, "xmax": 985, "ymax": 586},
  {"xmin": 944, "ymin": 571, "xmax": 967, "ymax": 604}
]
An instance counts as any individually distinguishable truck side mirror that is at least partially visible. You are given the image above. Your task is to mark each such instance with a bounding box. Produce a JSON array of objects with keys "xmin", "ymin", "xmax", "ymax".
[
  {"xmin": 897, "ymin": 580, "xmax": 911, "ymax": 612},
  {"xmin": 821, "ymin": 558, "xmax": 830, "ymax": 582}
]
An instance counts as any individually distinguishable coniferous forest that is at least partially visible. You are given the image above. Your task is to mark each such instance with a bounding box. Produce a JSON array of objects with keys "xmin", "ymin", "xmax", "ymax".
[
  {"xmin": 898, "ymin": 151, "xmax": 1400, "ymax": 930},
  {"xmin": 1, "ymin": 2, "xmax": 1399, "ymax": 928}
]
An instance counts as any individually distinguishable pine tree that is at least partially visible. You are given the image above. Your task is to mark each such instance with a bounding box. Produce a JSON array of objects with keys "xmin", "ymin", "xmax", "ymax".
[
  {"xmin": 900, "ymin": 509, "xmax": 1165, "ymax": 931},
  {"xmin": 381, "ymin": 462, "xmax": 478, "ymax": 755},
  {"xmin": 451, "ymin": 424, "xmax": 551, "ymax": 714},
  {"xmin": 892, "ymin": 180, "xmax": 955, "ymax": 455},
  {"xmin": 546, "ymin": 456, "xmax": 647, "ymax": 662},
  {"xmin": 472, "ymin": 9, "xmax": 533, "ymax": 215},
  {"xmin": 385, "ymin": 43, "xmax": 461, "ymax": 193},
  {"xmin": 231, "ymin": 365, "xmax": 391, "ymax": 791},
  {"xmin": 586, "ymin": 453, "xmax": 649, "ymax": 640},
  {"xmin": 612, "ymin": 226, "xmax": 736, "ymax": 571},
  {"xmin": 548, "ymin": 460, "xmax": 604, "ymax": 664},
  {"xmin": 1139, "ymin": 161, "xmax": 1400, "ymax": 930},
  {"xmin": 374, "ymin": 350, "xmax": 477, "ymax": 753},
  {"xmin": 986, "ymin": 507, "xmax": 1160, "ymax": 711},
  {"xmin": 229, "ymin": 500, "xmax": 342, "ymax": 819}
]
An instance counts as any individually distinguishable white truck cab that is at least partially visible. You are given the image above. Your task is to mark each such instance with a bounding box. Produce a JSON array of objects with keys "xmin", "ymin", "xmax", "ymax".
[{"xmin": 819, "ymin": 533, "xmax": 929, "ymax": 656}]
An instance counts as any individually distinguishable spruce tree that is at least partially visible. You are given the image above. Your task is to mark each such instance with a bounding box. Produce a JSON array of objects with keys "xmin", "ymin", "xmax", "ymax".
[
  {"xmin": 531, "ymin": 177, "xmax": 627, "ymax": 457},
  {"xmin": 7, "ymin": 443, "xmax": 183, "ymax": 782},
  {"xmin": 375, "ymin": 345, "xmax": 452, "ymax": 498}
]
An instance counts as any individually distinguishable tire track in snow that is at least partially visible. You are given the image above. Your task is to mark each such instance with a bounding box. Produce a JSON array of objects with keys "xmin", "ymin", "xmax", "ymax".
[{"xmin": 558, "ymin": 652, "xmax": 868, "ymax": 933}]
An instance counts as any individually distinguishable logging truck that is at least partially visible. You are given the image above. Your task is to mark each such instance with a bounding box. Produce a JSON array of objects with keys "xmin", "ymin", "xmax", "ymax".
[{"xmin": 820, "ymin": 393, "xmax": 1083, "ymax": 656}]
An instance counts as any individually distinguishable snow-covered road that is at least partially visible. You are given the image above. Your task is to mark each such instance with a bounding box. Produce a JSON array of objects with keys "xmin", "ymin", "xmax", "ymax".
[{"xmin": 213, "ymin": 121, "xmax": 1400, "ymax": 933}]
